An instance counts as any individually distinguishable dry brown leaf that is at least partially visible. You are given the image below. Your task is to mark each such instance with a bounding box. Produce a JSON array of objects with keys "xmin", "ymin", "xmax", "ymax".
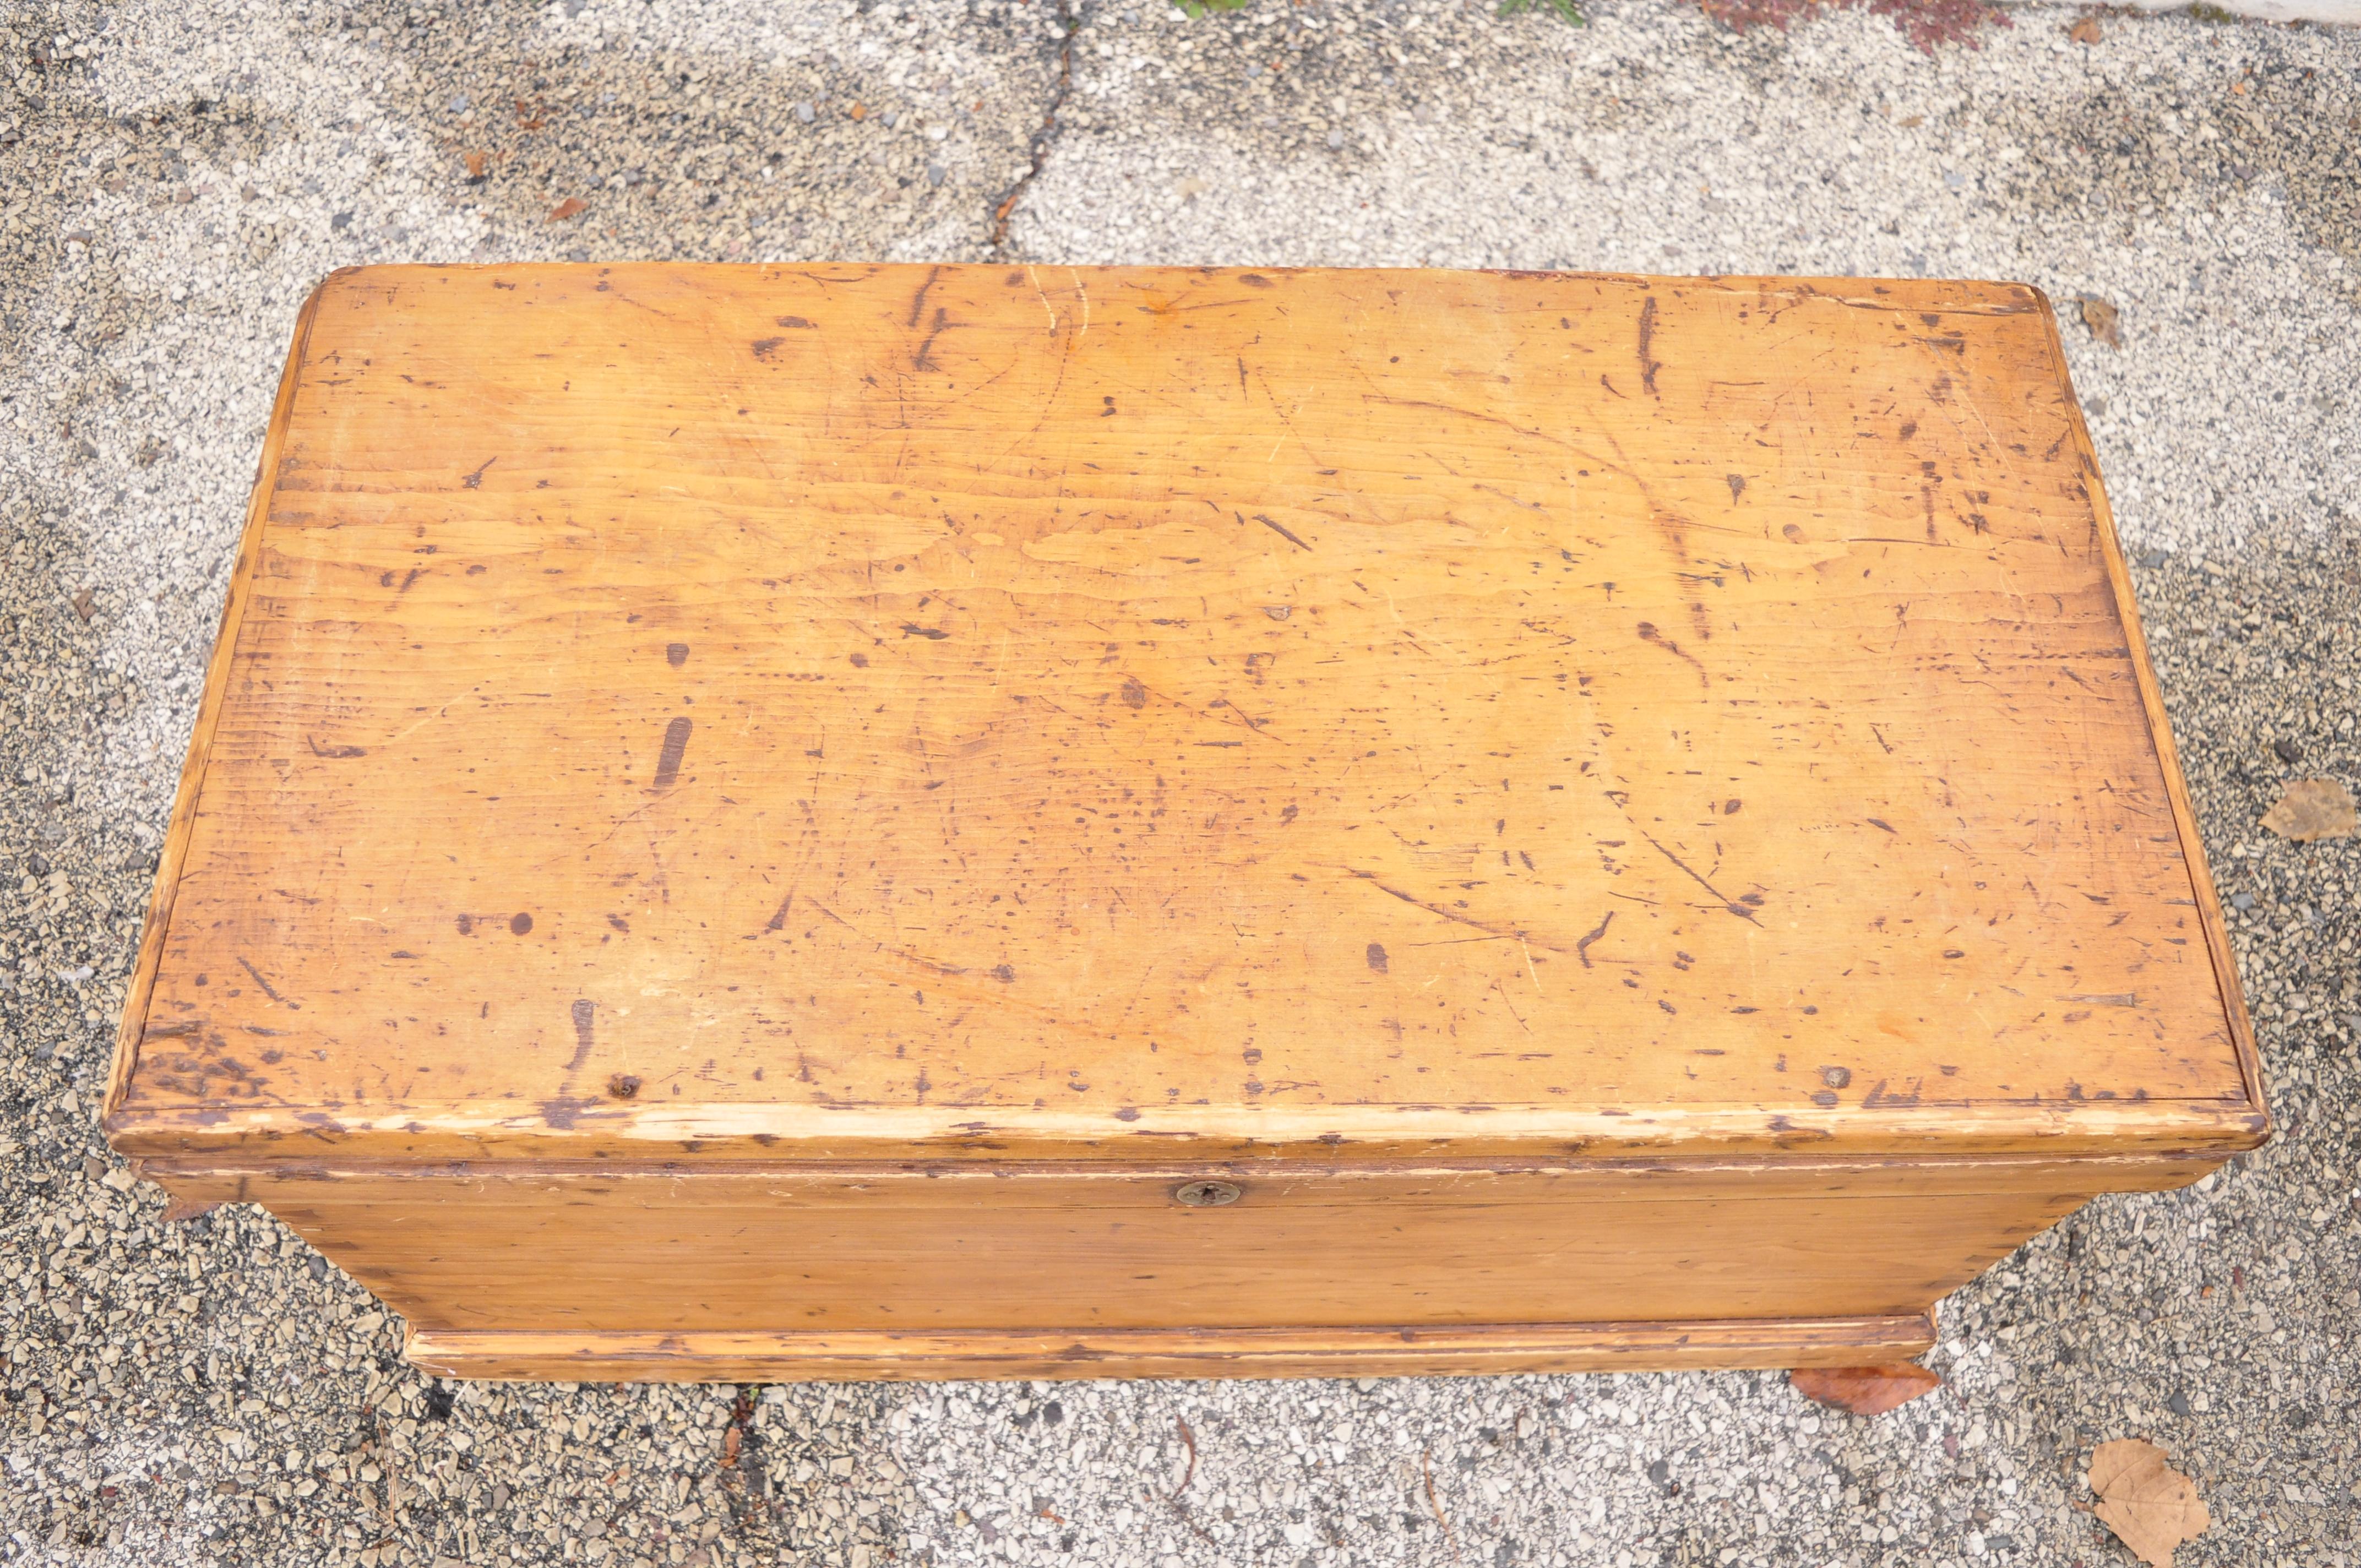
[
  {"xmin": 70, "ymin": 587, "xmax": 94, "ymax": 623},
  {"xmin": 2261, "ymin": 778, "xmax": 2357, "ymax": 842},
  {"xmin": 464, "ymin": 151, "xmax": 488, "ymax": 180},
  {"xmin": 2089, "ymin": 1439, "xmax": 2208, "ymax": 1566},
  {"xmin": 2080, "ymin": 296, "xmax": 2122, "ymax": 348},
  {"xmin": 1789, "ymin": 1363, "xmax": 1942, "ymax": 1415},
  {"xmin": 546, "ymin": 197, "xmax": 587, "ymax": 224},
  {"xmin": 2069, "ymin": 14, "xmax": 2102, "ymax": 41}
]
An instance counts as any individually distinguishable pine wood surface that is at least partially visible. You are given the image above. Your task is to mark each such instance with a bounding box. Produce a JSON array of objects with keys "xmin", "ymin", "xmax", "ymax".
[
  {"xmin": 108, "ymin": 263, "xmax": 2264, "ymax": 1168},
  {"xmin": 134, "ymin": 1155, "xmax": 2194, "ymax": 1337},
  {"xmin": 400, "ymin": 1316, "xmax": 1943, "ymax": 1383}
]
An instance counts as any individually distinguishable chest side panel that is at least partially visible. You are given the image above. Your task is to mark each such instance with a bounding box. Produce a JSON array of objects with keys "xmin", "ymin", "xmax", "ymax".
[{"xmin": 151, "ymin": 1158, "xmax": 2184, "ymax": 1336}]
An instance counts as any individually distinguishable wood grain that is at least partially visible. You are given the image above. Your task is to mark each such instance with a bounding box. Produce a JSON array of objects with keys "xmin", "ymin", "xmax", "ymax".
[
  {"xmin": 102, "ymin": 276, "xmax": 339, "ymax": 1121},
  {"xmin": 404, "ymin": 1315, "xmax": 1941, "ymax": 1382},
  {"xmin": 107, "ymin": 264, "xmax": 2260, "ymax": 1167},
  {"xmin": 134, "ymin": 1156, "xmax": 2193, "ymax": 1337}
]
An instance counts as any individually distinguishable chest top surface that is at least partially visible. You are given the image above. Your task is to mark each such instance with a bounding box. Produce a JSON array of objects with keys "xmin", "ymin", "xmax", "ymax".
[{"xmin": 108, "ymin": 264, "xmax": 2262, "ymax": 1166}]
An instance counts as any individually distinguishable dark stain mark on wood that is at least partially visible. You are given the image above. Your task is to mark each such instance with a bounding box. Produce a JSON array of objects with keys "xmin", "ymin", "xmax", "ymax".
[
  {"xmin": 1637, "ymin": 297, "xmax": 1662, "ymax": 395},
  {"xmin": 1821, "ymin": 1066, "xmax": 1852, "ymax": 1088},
  {"xmin": 774, "ymin": 315, "xmax": 815, "ymax": 330},
  {"xmin": 1575, "ymin": 910, "xmax": 1613, "ymax": 968},
  {"xmin": 1635, "ymin": 621, "xmax": 1709, "ymax": 689},
  {"xmin": 1253, "ymin": 514, "xmax": 1312, "ymax": 551},
  {"xmin": 764, "ymin": 893, "xmax": 794, "ymax": 933},
  {"xmin": 462, "ymin": 456, "xmax": 496, "ymax": 489},
  {"xmin": 902, "ymin": 624, "xmax": 951, "ymax": 640},
  {"xmin": 456, "ymin": 913, "xmax": 474, "ymax": 935},
  {"xmin": 914, "ymin": 308, "xmax": 954, "ymax": 372},
  {"xmin": 993, "ymin": 964, "xmax": 1017, "ymax": 982},
  {"xmin": 1867, "ymin": 818, "xmax": 1897, "ymax": 835},
  {"xmin": 652, "ymin": 717, "xmax": 693, "ymax": 790},
  {"xmin": 907, "ymin": 265, "xmax": 940, "ymax": 329},
  {"xmin": 307, "ymin": 734, "xmax": 366, "ymax": 759},
  {"xmin": 750, "ymin": 337, "xmax": 786, "ymax": 360},
  {"xmin": 1121, "ymin": 678, "xmax": 1148, "ymax": 709},
  {"xmin": 567, "ymin": 1000, "xmax": 597, "ymax": 1071},
  {"xmin": 607, "ymin": 1072, "xmax": 640, "ymax": 1100},
  {"xmin": 510, "ymin": 912, "xmax": 534, "ymax": 935},
  {"xmin": 666, "ymin": 643, "xmax": 689, "ymax": 667},
  {"xmin": 235, "ymin": 956, "xmax": 297, "ymax": 1010},
  {"xmin": 1726, "ymin": 473, "xmax": 1746, "ymax": 503},
  {"xmin": 540, "ymin": 1096, "xmax": 591, "ymax": 1129},
  {"xmin": 1366, "ymin": 943, "xmax": 1389, "ymax": 974},
  {"xmin": 1635, "ymin": 830, "xmax": 1759, "ymax": 924},
  {"xmin": 1347, "ymin": 869, "xmax": 1570, "ymax": 954}
]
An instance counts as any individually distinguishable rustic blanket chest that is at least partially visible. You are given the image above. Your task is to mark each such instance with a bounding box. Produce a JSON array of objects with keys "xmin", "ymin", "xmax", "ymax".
[{"xmin": 106, "ymin": 264, "xmax": 2266, "ymax": 1381}]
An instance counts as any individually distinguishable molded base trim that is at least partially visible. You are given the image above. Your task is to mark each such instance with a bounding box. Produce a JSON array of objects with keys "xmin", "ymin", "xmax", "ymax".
[{"xmin": 406, "ymin": 1313, "xmax": 1937, "ymax": 1383}]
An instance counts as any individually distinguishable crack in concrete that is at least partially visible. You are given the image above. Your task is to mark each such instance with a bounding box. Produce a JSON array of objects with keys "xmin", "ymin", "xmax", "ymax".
[{"xmin": 989, "ymin": 0, "xmax": 1080, "ymax": 252}]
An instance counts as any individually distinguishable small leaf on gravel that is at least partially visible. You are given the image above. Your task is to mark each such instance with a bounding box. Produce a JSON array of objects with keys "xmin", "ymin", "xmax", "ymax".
[
  {"xmin": 71, "ymin": 587, "xmax": 94, "ymax": 622},
  {"xmin": 2080, "ymin": 296, "xmax": 2122, "ymax": 348},
  {"xmin": 2089, "ymin": 1439, "xmax": 2208, "ymax": 1566},
  {"xmin": 2261, "ymin": 778, "xmax": 2357, "ymax": 843},
  {"xmin": 1789, "ymin": 1363, "xmax": 1941, "ymax": 1415},
  {"xmin": 546, "ymin": 197, "xmax": 587, "ymax": 222},
  {"xmin": 2069, "ymin": 14, "xmax": 2102, "ymax": 41}
]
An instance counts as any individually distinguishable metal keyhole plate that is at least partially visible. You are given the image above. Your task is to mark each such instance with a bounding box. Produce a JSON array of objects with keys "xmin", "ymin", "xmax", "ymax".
[{"xmin": 1173, "ymin": 1179, "xmax": 1242, "ymax": 1208}]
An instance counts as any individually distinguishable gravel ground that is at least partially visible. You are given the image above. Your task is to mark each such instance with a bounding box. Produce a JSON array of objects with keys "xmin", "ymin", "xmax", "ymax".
[{"xmin": 4, "ymin": 1, "xmax": 2359, "ymax": 1565}]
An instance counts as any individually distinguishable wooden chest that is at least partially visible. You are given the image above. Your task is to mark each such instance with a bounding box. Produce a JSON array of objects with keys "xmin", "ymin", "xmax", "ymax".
[{"xmin": 107, "ymin": 264, "xmax": 2266, "ymax": 1382}]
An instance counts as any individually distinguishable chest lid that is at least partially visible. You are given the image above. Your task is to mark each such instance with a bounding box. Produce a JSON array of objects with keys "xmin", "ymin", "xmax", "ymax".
[{"xmin": 107, "ymin": 264, "xmax": 2264, "ymax": 1167}]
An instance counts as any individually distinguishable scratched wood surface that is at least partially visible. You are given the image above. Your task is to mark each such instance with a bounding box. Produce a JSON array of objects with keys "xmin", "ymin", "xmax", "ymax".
[
  {"xmin": 108, "ymin": 264, "xmax": 2264, "ymax": 1166},
  {"xmin": 142, "ymin": 1156, "xmax": 2176, "ymax": 1336},
  {"xmin": 400, "ymin": 1317, "xmax": 1941, "ymax": 1382}
]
